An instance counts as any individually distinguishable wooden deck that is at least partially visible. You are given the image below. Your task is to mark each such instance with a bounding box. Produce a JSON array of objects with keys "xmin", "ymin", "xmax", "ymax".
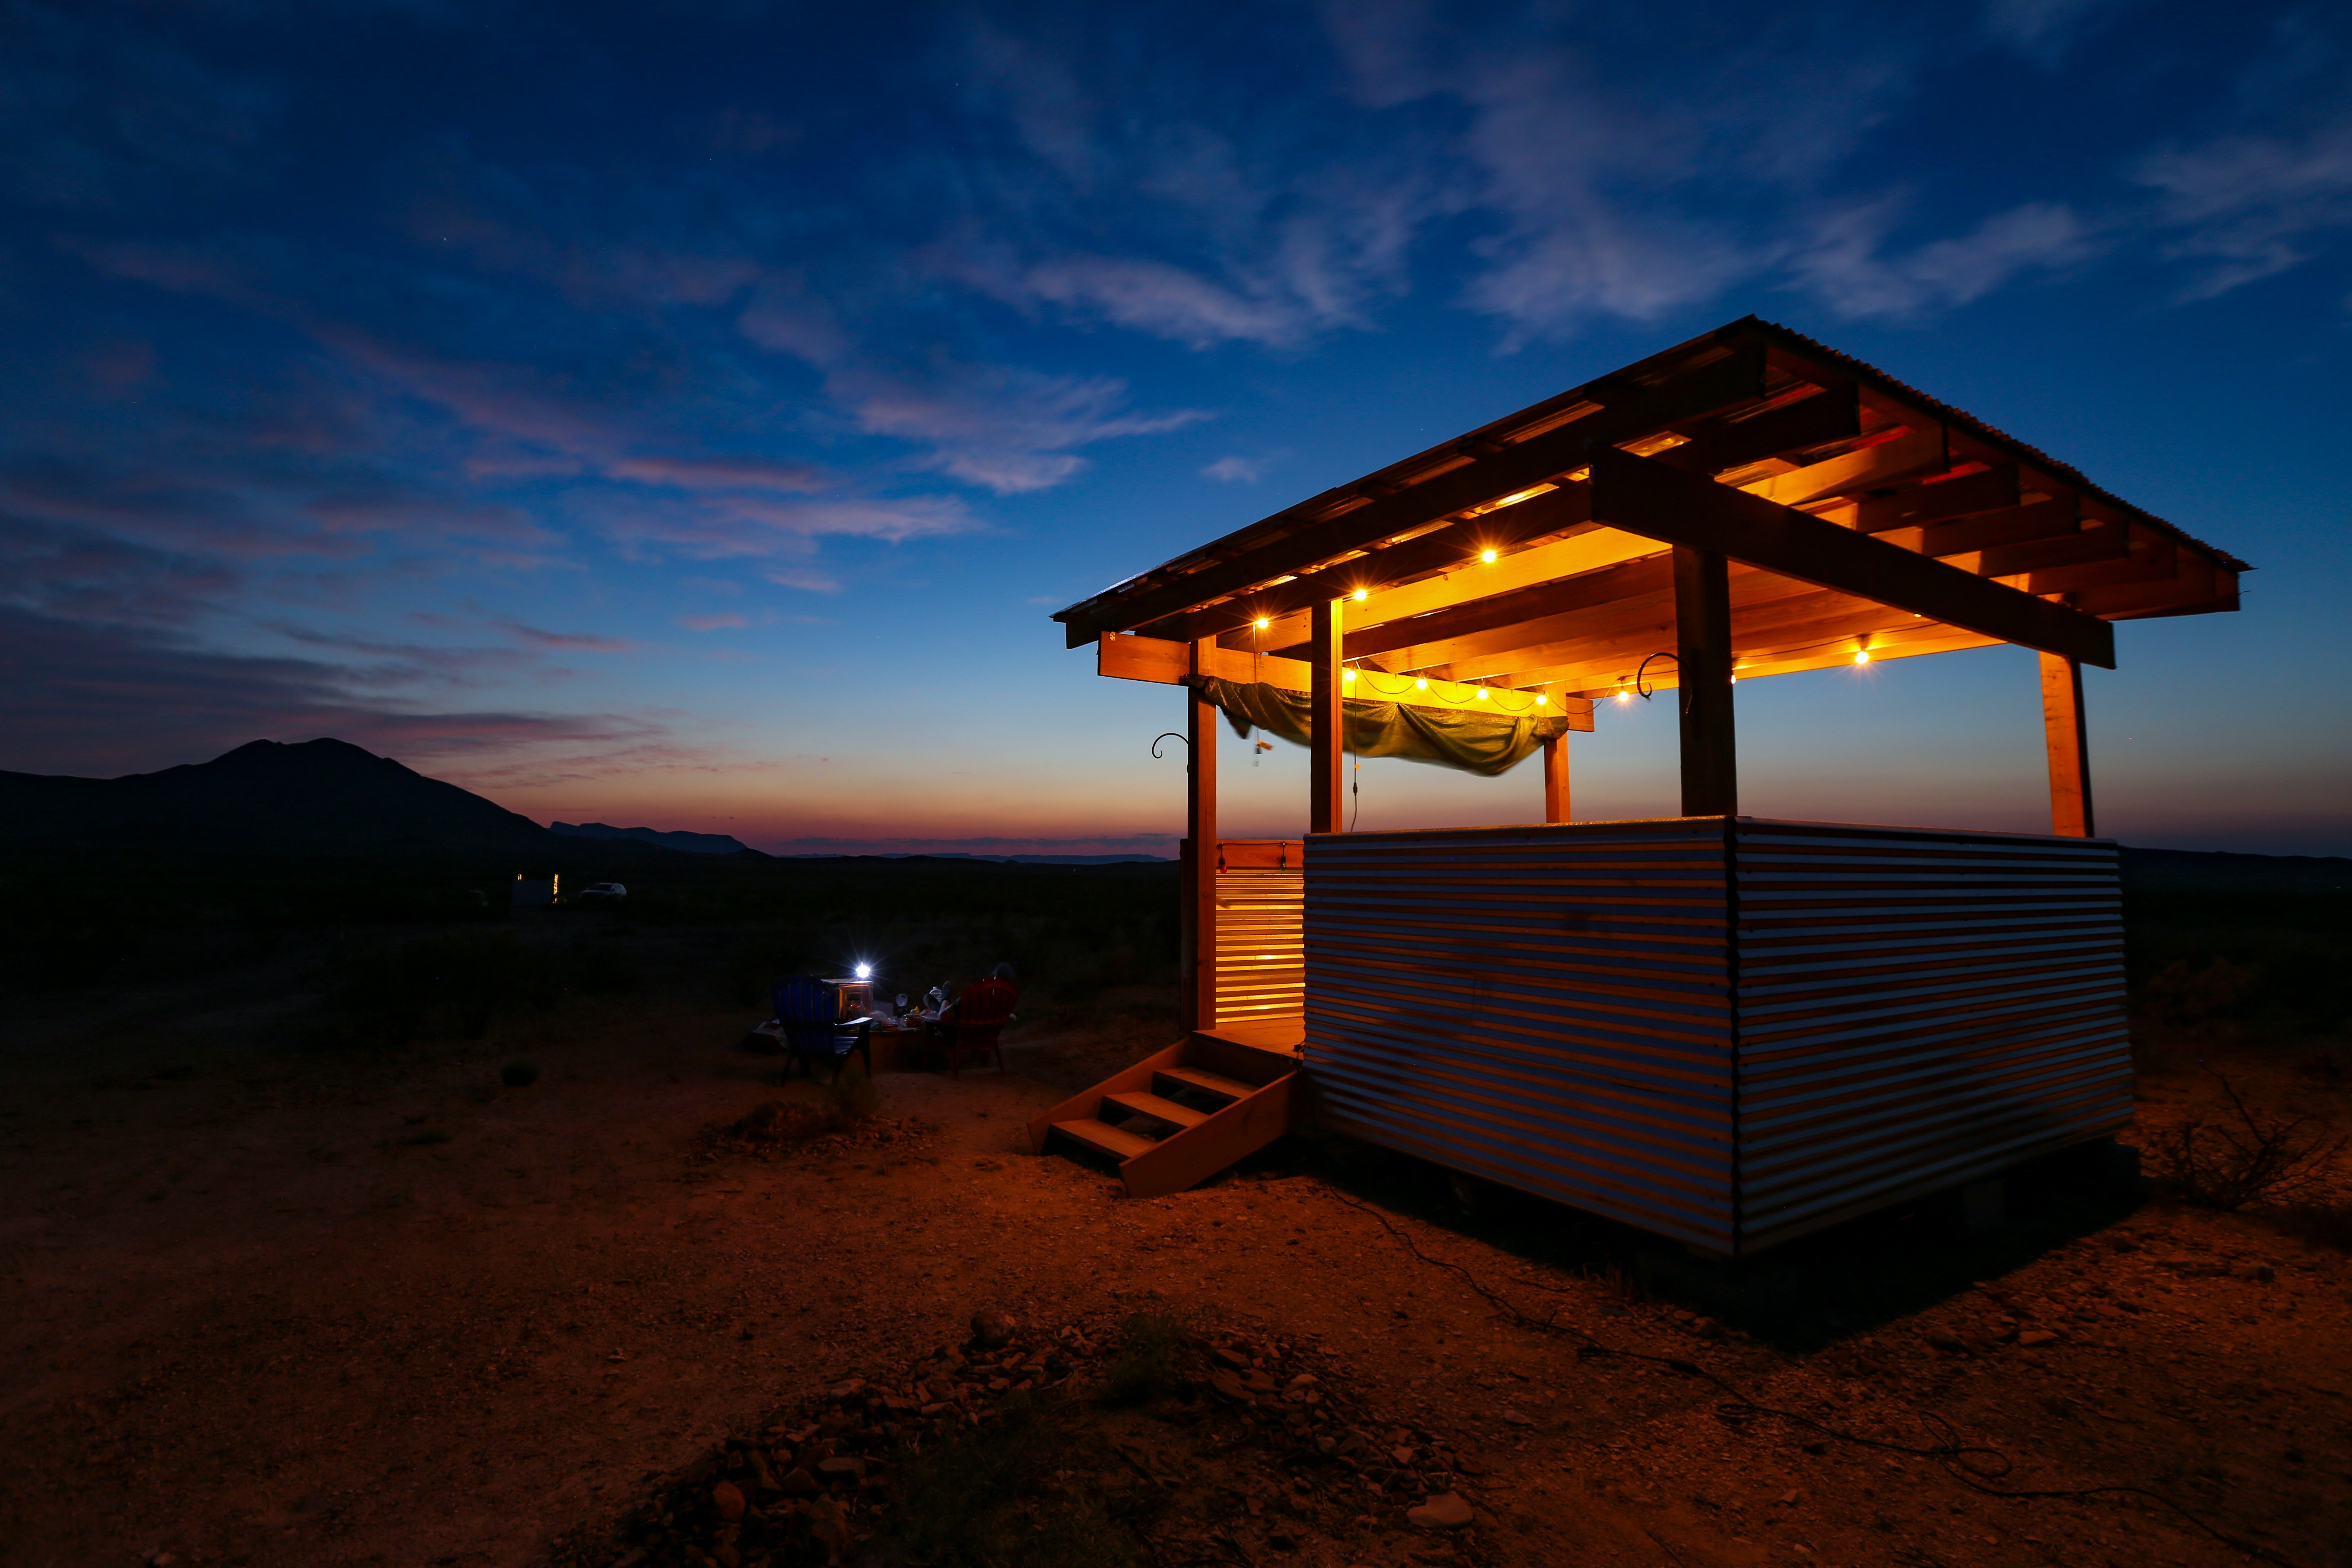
[{"xmin": 1200, "ymin": 1016, "xmax": 1304, "ymax": 1057}]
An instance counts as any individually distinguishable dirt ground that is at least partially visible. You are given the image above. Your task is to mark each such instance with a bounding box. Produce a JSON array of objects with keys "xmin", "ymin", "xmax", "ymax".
[{"xmin": 3, "ymin": 928, "xmax": 2348, "ymax": 1568}]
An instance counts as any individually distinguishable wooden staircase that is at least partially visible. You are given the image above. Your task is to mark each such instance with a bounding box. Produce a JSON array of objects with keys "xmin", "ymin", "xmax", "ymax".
[{"xmin": 1027, "ymin": 1031, "xmax": 1302, "ymax": 1199}]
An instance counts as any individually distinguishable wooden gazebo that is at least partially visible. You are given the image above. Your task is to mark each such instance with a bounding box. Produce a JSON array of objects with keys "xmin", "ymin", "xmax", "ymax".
[{"xmin": 1034, "ymin": 316, "xmax": 2246, "ymax": 1254}]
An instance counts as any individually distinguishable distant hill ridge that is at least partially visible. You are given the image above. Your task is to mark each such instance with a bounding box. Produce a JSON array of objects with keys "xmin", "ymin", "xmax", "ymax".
[
  {"xmin": 552, "ymin": 821, "xmax": 753, "ymax": 855},
  {"xmin": 0, "ymin": 738, "xmax": 555, "ymax": 855}
]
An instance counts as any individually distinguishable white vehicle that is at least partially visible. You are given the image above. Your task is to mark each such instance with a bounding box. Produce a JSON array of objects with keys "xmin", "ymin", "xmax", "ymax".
[{"xmin": 575, "ymin": 882, "xmax": 628, "ymax": 903}]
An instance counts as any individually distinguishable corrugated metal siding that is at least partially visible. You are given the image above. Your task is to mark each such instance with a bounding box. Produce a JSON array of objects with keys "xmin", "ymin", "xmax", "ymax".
[
  {"xmin": 1300, "ymin": 817, "xmax": 2128, "ymax": 1256},
  {"xmin": 1214, "ymin": 841, "xmax": 1305, "ymax": 1024},
  {"xmin": 1731, "ymin": 821, "xmax": 2128, "ymax": 1251},
  {"xmin": 1303, "ymin": 821, "xmax": 1740, "ymax": 1253}
]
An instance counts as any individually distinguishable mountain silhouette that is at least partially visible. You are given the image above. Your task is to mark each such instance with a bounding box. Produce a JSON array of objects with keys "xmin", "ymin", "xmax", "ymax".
[
  {"xmin": 0, "ymin": 738, "xmax": 558, "ymax": 855},
  {"xmin": 551, "ymin": 821, "xmax": 753, "ymax": 855}
]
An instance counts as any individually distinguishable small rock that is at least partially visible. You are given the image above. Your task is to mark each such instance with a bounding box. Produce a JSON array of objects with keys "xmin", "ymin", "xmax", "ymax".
[
  {"xmin": 1408, "ymin": 1492, "xmax": 1476, "ymax": 1530},
  {"xmin": 2233, "ymin": 1262, "xmax": 2275, "ymax": 1283},
  {"xmin": 1693, "ymin": 1316, "xmax": 1723, "ymax": 1339},
  {"xmin": 971, "ymin": 1309, "xmax": 1017, "ymax": 1349},
  {"xmin": 817, "ymin": 1456, "xmax": 867, "ymax": 1481},
  {"xmin": 1266, "ymin": 1526, "xmax": 1301, "ymax": 1550},
  {"xmin": 779, "ymin": 1466, "xmax": 820, "ymax": 1496},
  {"xmin": 712, "ymin": 1479, "xmax": 746, "ymax": 1521},
  {"xmin": 1924, "ymin": 1331, "xmax": 1967, "ymax": 1356},
  {"xmin": 1501, "ymin": 1409, "xmax": 1533, "ymax": 1426},
  {"xmin": 2017, "ymin": 1330, "xmax": 2061, "ymax": 1347}
]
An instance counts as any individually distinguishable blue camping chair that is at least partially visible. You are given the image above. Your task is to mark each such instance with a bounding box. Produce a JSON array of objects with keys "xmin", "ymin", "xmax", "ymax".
[{"xmin": 772, "ymin": 976, "xmax": 873, "ymax": 1082}]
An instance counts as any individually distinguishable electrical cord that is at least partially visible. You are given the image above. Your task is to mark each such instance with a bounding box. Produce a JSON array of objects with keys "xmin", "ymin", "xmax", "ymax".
[{"xmin": 1314, "ymin": 1186, "xmax": 2302, "ymax": 1568}]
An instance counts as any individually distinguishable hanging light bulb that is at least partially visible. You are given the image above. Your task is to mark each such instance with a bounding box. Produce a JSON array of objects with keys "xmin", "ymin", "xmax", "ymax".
[
  {"xmin": 1415, "ymin": 677, "xmax": 1429, "ymax": 690},
  {"xmin": 1615, "ymin": 689, "xmax": 1631, "ymax": 704},
  {"xmin": 1475, "ymin": 687, "xmax": 1489, "ymax": 700},
  {"xmin": 1853, "ymin": 649, "xmax": 1871, "ymax": 665},
  {"xmin": 1479, "ymin": 548, "xmax": 1498, "ymax": 564},
  {"xmin": 1351, "ymin": 588, "xmax": 1368, "ymax": 602},
  {"xmin": 1536, "ymin": 693, "xmax": 1548, "ymax": 705},
  {"xmin": 1254, "ymin": 617, "xmax": 1270, "ymax": 630},
  {"xmin": 1342, "ymin": 668, "xmax": 1357, "ymax": 684}
]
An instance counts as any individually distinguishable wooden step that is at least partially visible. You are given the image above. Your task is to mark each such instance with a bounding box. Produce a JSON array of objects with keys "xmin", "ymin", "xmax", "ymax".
[
  {"xmin": 1102, "ymin": 1091, "xmax": 1207, "ymax": 1130},
  {"xmin": 1155, "ymin": 1065, "xmax": 1256, "ymax": 1105},
  {"xmin": 1051, "ymin": 1118, "xmax": 1157, "ymax": 1161}
]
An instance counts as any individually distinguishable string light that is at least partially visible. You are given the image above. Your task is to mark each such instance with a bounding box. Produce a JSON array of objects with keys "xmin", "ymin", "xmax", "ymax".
[
  {"xmin": 1415, "ymin": 677, "xmax": 1429, "ymax": 690},
  {"xmin": 1254, "ymin": 617, "xmax": 1270, "ymax": 630},
  {"xmin": 1342, "ymin": 668, "xmax": 1357, "ymax": 684},
  {"xmin": 1351, "ymin": 588, "xmax": 1368, "ymax": 601},
  {"xmin": 1536, "ymin": 694, "xmax": 1548, "ymax": 705},
  {"xmin": 1479, "ymin": 548, "xmax": 1498, "ymax": 564},
  {"xmin": 1853, "ymin": 649, "xmax": 1871, "ymax": 665},
  {"xmin": 1615, "ymin": 690, "xmax": 1631, "ymax": 704},
  {"xmin": 1475, "ymin": 687, "xmax": 1489, "ymax": 700}
]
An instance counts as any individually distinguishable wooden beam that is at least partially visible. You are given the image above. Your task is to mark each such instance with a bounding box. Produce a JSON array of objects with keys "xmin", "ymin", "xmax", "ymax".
[
  {"xmin": 1543, "ymin": 737, "xmax": 1570, "ymax": 824},
  {"xmin": 1310, "ymin": 600, "xmax": 1344, "ymax": 834},
  {"xmin": 1205, "ymin": 517, "xmax": 1661, "ymax": 653},
  {"xmin": 1097, "ymin": 633, "xmax": 1595, "ymax": 727},
  {"xmin": 1588, "ymin": 448, "xmax": 2116, "ymax": 668},
  {"xmin": 2040, "ymin": 653, "xmax": 2094, "ymax": 838},
  {"xmin": 1056, "ymin": 346, "xmax": 1768, "ymax": 646},
  {"xmin": 1740, "ymin": 420, "xmax": 1946, "ymax": 509},
  {"xmin": 1852, "ymin": 464, "xmax": 2020, "ymax": 533},
  {"xmin": 1184, "ymin": 639, "xmax": 1219, "ymax": 1030},
  {"xmin": 1653, "ymin": 382, "xmax": 1859, "ymax": 475},
  {"xmin": 1676, "ymin": 547, "xmax": 1737, "ymax": 817}
]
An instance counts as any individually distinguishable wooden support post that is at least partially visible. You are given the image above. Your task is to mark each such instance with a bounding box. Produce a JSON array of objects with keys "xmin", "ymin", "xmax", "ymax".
[
  {"xmin": 1542, "ymin": 736, "xmax": 1570, "ymax": 824},
  {"xmin": 1674, "ymin": 545, "xmax": 1738, "ymax": 818},
  {"xmin": 2039, "ymin": 651, "xmax": 2094, "ymax": 837},
  {"xmin": 1183, "ymin": 641, "xmax": 1220, "ymax": 1031},
  {"xmin": 1310, "ymin": 598, "xmax": 1345, "ymax": 834}
]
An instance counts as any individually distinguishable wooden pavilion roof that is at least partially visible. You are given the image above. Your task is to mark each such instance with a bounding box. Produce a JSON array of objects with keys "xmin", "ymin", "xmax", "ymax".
[{"xmin": 1056, "ymin": 317, "xmax": 2247, "ymax": 701}]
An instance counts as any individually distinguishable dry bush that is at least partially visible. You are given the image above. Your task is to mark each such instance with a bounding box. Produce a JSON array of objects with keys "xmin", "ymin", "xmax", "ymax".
[{"xmin": 2149, "ymin": 1072, "xmax": 2345, "ymax": 1211}]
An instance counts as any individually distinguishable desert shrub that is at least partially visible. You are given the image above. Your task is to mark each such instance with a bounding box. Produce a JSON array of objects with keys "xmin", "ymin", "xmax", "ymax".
[
  {"xmin": 336, "ymin": 930, "xmax": 556, "ymax": 1044},
  {"xmin": 500, "ymin": 1058, "xmax": 540, "ymax": 1087},
  {"xmin": 1092, "ymin": 1310, "xmax": 1194, "ymax": 1409},
  {"xmin": 2147, "ymin": 1073, "xmax": 2345, "ymax": 1210},
  {"xmin": 880, "ymin": 1391, "xmax": 1145, "ymax": 1568}
]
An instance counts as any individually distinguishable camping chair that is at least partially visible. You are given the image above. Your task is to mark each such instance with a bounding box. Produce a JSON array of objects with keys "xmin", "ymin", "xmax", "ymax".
[
  {"xmin": 939, "ymin": 976, "xmax": 1016, "ymax": 1078},
  {"xmin": 773, "ymin": 975, "xmax": 873, "ymax": 1082}
]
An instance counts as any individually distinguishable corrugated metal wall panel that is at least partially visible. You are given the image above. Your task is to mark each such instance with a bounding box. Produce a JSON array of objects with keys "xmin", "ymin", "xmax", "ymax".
[
  {"xmin": 1214, "ymin": 845, "xmax": 1305, "ymax": 1023},
  {"xmin": 1303, "ymin": 820, "xmax": 1740, "ymax": 1253},
  {"xmin": 1730, "ymin": 821, "xmax": 2128, "ymax": 1252},
  {"xmin": 1297, "ymin": 817, "xmax": 2128, "ymax": 1256}
]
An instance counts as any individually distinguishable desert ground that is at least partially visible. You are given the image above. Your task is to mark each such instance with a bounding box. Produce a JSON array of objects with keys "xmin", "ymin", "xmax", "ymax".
[{"xmin": 2, "ymin": 909, "xmax": 2346, "ymax": 1568}]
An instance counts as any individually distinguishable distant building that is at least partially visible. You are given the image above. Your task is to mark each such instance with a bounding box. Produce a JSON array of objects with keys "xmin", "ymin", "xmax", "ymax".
[{"xmin": 512, "ymin": 873, "xmax": 557, "ymax": 908}]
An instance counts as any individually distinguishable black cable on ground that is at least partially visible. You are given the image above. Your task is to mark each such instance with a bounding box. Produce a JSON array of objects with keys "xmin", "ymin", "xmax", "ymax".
[{"xmin": 1314, "ymin": 1186, "xmax": 2302, "ymax": 1568}]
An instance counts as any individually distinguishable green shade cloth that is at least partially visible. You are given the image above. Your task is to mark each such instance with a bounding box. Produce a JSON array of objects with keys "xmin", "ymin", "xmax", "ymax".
[{"xmin": 1200, "ymin": 676, "xmax": 1573, "ymax": 778}]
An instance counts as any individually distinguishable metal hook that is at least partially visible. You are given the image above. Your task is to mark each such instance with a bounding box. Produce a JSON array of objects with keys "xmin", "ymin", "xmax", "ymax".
[
  {"xmin": 1149, "ymin": 731, "xmax": 1190, "ymax": 759},
  {"xmin": 1632, "ymin": 651, "xmax": 1679, "ymax": 701}
]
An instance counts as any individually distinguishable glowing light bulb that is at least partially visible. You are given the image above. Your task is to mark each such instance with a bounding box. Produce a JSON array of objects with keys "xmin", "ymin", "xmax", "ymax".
[
  {"xmin": 1415, "ymin": 677, "xmax": 1429, "ymax": 690},
  {"xmin": 1351, "ymin": 588, "xmax": 1368, "ymax": 601},
  {"xmin": 854, "ymin": 962, "xmax": 872, "ymax": 980},
  {"xmin": 1479, "ymin": 548, "xmax": 1498, "ymax": 564},
  {"xmin": 1475, "ymin": 687, "xmax": 1489, "ymax": 700},
  {"xmin": 1853, "ymin": 649, "xmax": 1871, "ymax": 665},
  {"xmin": 1342, "ymin": 668, "xmax": 1357, "ymax": 684},
  {"xmin": 1254, "ymin": 617, "xmax": 1270, "ymax": 630},
  {"xmin": 1536, "ymin": 694, "xmax": 1548, "ymax": 706},
  {"xmin": 1615, "ymin": 690, "xmax": 1631, "ymax": 704},
  {"xmin": 1730, "ymin": 675, "xmax": 1738, "ymax": 684}
]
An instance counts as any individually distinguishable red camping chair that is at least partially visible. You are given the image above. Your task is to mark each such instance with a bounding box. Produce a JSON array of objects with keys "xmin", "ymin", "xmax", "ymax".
[{"xmin": 940, "ymin": 976, "xmax": 1017, "ymax": 1078}]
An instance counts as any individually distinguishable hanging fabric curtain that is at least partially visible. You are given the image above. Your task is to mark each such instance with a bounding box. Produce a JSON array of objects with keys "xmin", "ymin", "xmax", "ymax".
[{"xmin": 1196, "ymin": 676, "xmax": 1572, "ymax": 778}]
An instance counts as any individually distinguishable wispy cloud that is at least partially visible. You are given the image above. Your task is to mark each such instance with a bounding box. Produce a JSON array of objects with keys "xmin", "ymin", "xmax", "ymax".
[
  {"xmin": 1203, "ymin": 455, "xmax": 1263, "ymax": 483},
  {"xmin": 1790, "ymin": 199, "xmax": 2100, "ymax": 320},
  {"xmin": 675, "ymin": 612, "xmax": 747, "ymax": 630},
  {"xmin": 828, "ymin": 361, "xmax": 1206, "ymax": 494}
]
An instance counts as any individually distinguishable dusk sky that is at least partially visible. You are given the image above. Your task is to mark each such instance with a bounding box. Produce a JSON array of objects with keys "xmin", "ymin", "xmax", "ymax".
[{"xmin": 4, "ymin": 0, "xmax": 2348, "ymax": 855}]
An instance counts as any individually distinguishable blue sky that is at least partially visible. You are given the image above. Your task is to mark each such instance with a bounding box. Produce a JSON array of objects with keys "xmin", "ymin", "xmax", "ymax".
[{"xmin": 3, "ymin": 0, "xmax": 2348, "ymax": 854}]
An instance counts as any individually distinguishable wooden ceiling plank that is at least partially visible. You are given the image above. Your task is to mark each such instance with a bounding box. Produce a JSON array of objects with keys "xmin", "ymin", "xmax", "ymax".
[
  {"xmin": 1653, "ymin": 383, "xmax": 1859, "ymax": 475},
  {"xmin": 1588, "ymin": 446, "xmax": 2115, "ymax": 668},
  {"xmin": 1095, "ymin": 630, "xmax": 1596, "ymax": 726},
  {"xmin": 1738, "ymin": 420, "xmax": 1947, "ymax": 509},
  {"xmin": 1055, "ymin": 346, "xmax": 1770, "ymax": 647},
  {"xmin": 1852, "ymin": 464, "xmax": 2021, "ymax": 533},
  {"xmin": 1914, "ymin": 494, "xmax": 2079, "ymax": 558}
]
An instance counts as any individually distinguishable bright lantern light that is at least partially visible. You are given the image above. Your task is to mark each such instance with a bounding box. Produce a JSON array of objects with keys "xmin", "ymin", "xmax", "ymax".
[
  {"xmin": 1536, "ymin": 694, "xmax": 1548, "ymax": 705},
  {"xmin": 1254, "ymin": 617, "xmax": 1270, "ymax": 630},
  {"xmin": 1342, "ymin": 668, "xmax": 1357, "ymax": 683},
  {"xmin": 1615, "ymin": 690, "xmax": 1631, "ymax": 704},
  {"xmin": 1415, "ymin": 677, "xmax": 1429, "ymax": 690},
  {"xmin": 1475, "ymin": 687, "xmax": 1489, "ymax": 700},
  {"xmin": 854, "ymin": 962, "xmax": 872, "ymax": 980},
  {"xmin": 1854, "ymin": 649, "xmax": 1871, "ymax": 665},
  {"xmin": 1479, "ymin": 548, "xmax": 1498, "ymax": 564},
  {"xmin": 1351, "ymin": 588, "xmax": 1368, "ymax": 601}
]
